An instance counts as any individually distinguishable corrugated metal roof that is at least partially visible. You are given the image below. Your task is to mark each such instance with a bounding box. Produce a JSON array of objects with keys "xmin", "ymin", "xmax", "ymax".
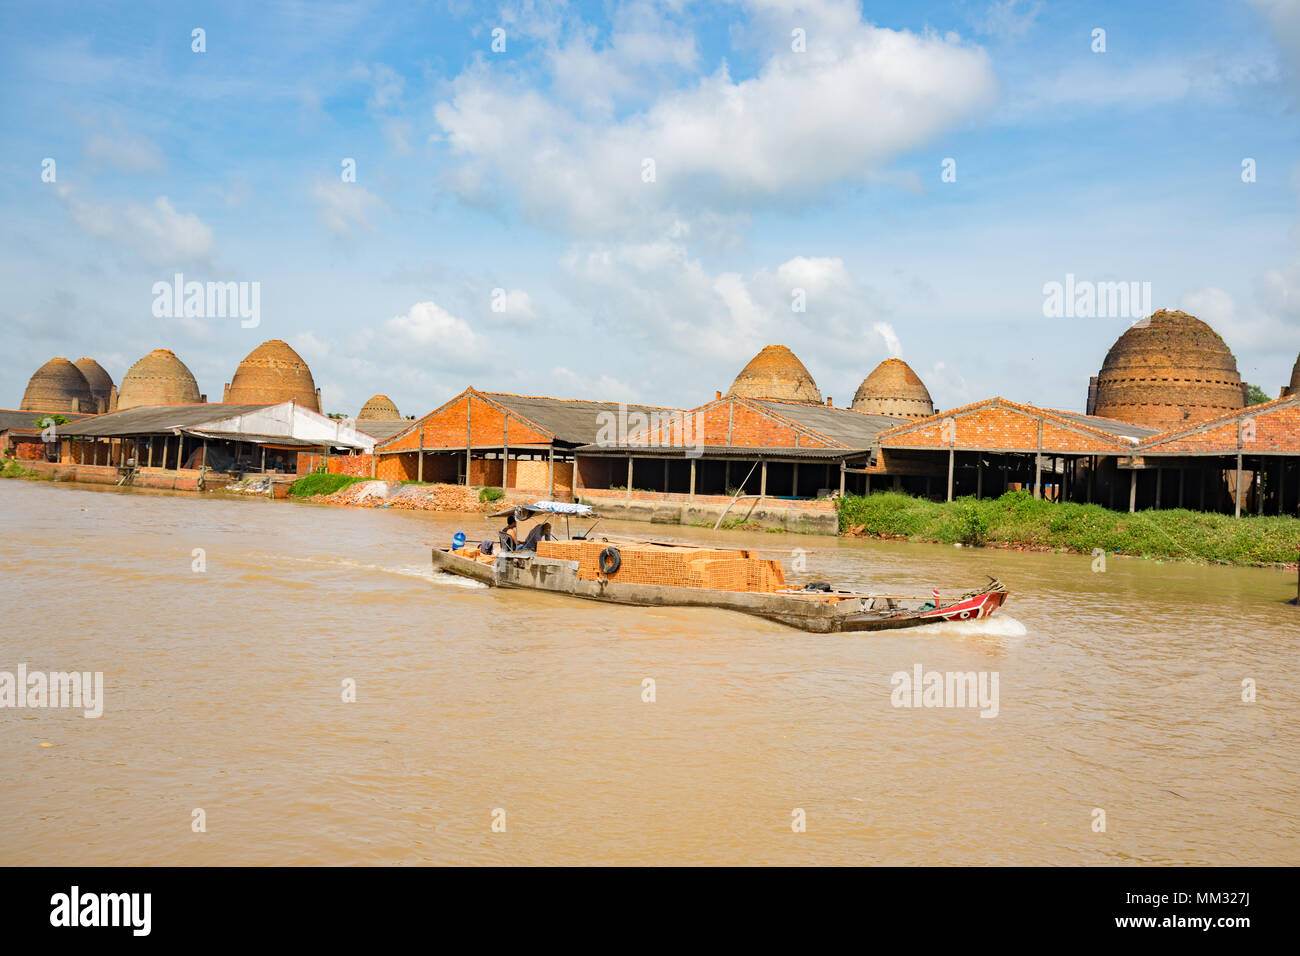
[
  {"xmin": 355, "ymin": 419, "xmax": 412, "ymax": 441},
  {"xmin": 482, "ymin": 392, "xmax": 684, "ymax": 446},
  {"xmin": 1044, "ymin": 409, "xmax": 1161, "ymax": 441},
  {"xmin": 573, "ymin": 444, "xmax": 867, "ymax": 460},
  {"xmin": 0, "ymin": 408, "xmax": 94, "ymax": 432},
  {"xmin": 754, "ymin": 399, "xmax": 903, "ymax": 448},
  {"xmin": 52, "ymin": 404, "xmax": 272, "ymax": 436}
]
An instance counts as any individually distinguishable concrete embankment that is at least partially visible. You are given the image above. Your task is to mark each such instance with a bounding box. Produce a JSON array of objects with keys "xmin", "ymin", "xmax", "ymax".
[
  {"xmin": 6, "ymin": 459, "xmax": 227, "ymax": 492},
  {"xmin": 2, "ymin": 463, "xmax": 839, "ymax": 537},
  {"xmin": 293, "ymin": 477, "xmax": 840, "ymax": 533},
  {"xmin": 577, "ymin": 494, "xmax": 838, "ymax": 535}
]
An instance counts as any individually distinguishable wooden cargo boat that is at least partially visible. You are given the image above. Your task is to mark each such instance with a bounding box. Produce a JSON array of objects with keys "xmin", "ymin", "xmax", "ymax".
[{"xmin": 431, "ymin": 502, "xmax": 1009, "ymax": 633}]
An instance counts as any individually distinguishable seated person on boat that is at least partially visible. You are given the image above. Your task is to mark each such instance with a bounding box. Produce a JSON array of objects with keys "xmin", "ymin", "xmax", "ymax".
[{"xmin": 498, "ymin": 514, "xmax": 518, "ymax": 552}]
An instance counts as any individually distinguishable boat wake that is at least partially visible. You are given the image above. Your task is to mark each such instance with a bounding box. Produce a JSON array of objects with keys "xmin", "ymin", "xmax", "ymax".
[
  {"xmin": 928, "ymin": 614, "xmax": 1028, "ymax": 640},
  {"xmin": 278, "ymin": 554, "xmax": 490, "ymax": 588}
]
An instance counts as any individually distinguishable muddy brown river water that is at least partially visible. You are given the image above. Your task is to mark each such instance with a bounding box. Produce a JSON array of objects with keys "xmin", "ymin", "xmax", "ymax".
[{"xmin": 1, "ymin": 479, "xmax": 1298, "ymax": 865}]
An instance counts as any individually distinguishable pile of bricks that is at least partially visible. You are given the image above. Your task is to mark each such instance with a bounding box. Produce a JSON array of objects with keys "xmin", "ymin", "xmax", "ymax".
[{"xmin": 535, "ymin": 539, "xmax": 785, "ymax": 592}]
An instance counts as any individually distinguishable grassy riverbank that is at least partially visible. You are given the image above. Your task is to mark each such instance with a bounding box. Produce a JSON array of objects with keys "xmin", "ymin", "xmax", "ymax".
[
  {"xmin": 1, "ymin": 460, "xmax": 48, "ymax": 480},
  {"xmin": 287, "ymin": 473, "xmax": 370, "ymax": 498},
  {"xmin": 836, "ymin": 490, "xmax": 1300, "ymax": 567}
]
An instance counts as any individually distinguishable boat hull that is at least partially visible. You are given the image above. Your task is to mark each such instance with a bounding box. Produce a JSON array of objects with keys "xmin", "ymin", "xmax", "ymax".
[{"xmin": 431, "ymin": 547, "xmax": 1007, "ymax": 633}]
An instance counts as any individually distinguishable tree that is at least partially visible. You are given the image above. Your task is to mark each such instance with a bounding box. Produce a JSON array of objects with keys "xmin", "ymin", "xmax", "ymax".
[{"xmin": 1244, "ymin": 384, "xmax": 1270, "ymax": 407}]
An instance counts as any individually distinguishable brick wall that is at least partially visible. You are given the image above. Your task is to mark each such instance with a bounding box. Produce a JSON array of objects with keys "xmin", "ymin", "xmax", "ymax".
[
  {"xmin": 380, "ymin": 392, "xmax": 553, "ymax": 453},
  {"xmin": 1143, "ymin": 403, "xmax": 1300, "ymax": 454},
  {"xmin": 513, "ymin": 459, "xmax": 573, "ymax": 493},
  {"xmin": 13, "ymin": 439, "xmax": 49, "ymax": 461},
  {"xmin": 879, "ymin": 401, "xmax": 1129, "ymax": 454},
  {"xmin": 581, "ymin": 487, "xmax": 835, "ymax": 511},
  {"xmin": 628, "ymin": 397, "xmax": 838, "ymax": 449}
]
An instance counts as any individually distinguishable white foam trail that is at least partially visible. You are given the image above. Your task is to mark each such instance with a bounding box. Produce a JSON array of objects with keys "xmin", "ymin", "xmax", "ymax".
[
  {"xmin": 280, "ymin": 554, "xmax": 489, "ymax": 588},
  {"xmin": 929, "ymin": 614, "xmax": 1028, "ymax": 639}
]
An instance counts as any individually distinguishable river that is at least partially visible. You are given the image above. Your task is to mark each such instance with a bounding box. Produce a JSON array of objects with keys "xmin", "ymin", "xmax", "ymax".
[{"xmin": 2, "ymin": 480, "xmax": 1297, "ymax": 865}]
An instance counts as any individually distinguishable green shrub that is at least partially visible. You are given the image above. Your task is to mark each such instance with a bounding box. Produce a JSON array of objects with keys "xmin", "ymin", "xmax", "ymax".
[
  {"xmin": 835, "ymin": 490, "xmax": 1299, "ymax": 566},
  {"xmin": 288, "ymin": 473, "xmax": 370, "ymax": 498},
  {"xmin": 957, "ymin": 500, "xmax": 989, "ymax": 546},
  {"xmin": 479, "ymin": 486, "xmax": 505, "ymax": 503}
]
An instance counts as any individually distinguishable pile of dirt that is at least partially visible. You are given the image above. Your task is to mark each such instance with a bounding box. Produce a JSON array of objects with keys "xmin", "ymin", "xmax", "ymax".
[
  {"xmin": 310, "ymin": 480, "xmax": 484, "ymax": 513},
  {"xmin": 387, "ymin": 483, "xmax": 484, "ymax": 512}
]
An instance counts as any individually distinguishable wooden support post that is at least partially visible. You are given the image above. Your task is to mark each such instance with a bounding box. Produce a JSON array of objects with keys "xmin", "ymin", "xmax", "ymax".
[
  {"xmin": 548, "ymin": 446, "xmax": 555, "ymax": 498},
  {"xmin": 792, "ymin": 462, "xmax": 799, "ymax": 498},
  {"xmin": 1155, "ymin": 468, "xmax": 1162, "ymax": 510},
  {"xmin": 724, "ymin": 459, "xmax": 731, "ymax": 492},
  {"xmin": 1235, "ymin": 453, "xmax": 1244, "ymax": 518},
  {"xmin": 690, "ymin": 457, "xmax": 697, "ymax": 500},
  {"xmin": 976, "ymin": 458, "xmax": 983, "ymax": 499},
  {"xmin": 1257, "ymin": 461, "xmax": 1265, "ymax": 516},
  {"xmin": 465, "ymin": 395, "xmax": 472, "ymax": 486},
  {"xmin": 1129, "ymin": 468, "xmax": 1137, "ymax": 513},
  {"xmin": 663, "ymin": 458, "xmax": 669, "ymax": 493},
  {"xmin": 626, "ymin": 456, "xmax": 633, "ymax": 501},
  {"xmin": 201, "ymin": 439, "xmax": 207, "ymax": 471},
  {"xmin": 947, "ymin": 446, "xmax": 955, "ymax": 502},
  {"xmin": 760, "ymin": 460, "xmax": 768, "ymax": 497},
  {"xmin": 839, "ymin": 460, "xmax": 846, "ymax": 498},
  {"xmin": 1087, "ymin": 456, "xmax": 1094, "ymax": 504},
  {"xmin": 177, "ymin": 436, "xmax": 184, "ymax": 470},
  {"xmin": 500, "ymin": 416, "xmax": 508, "ymax": 490},
  {"xmin": 418, "ymin": 425, "xmax": 425, "ymax": 483},
  {"xmin": 865, "ymin": 472, "xmax": 871, "ymax": 495},
  {"xmin": 370, "ymin": 450, "xmax": 376, "ymax": 479},
  {"xmin": 79, "ymin": 438, "xmax": 85, "ymax": 465},
  {"xmin": 1033, "ymin": 421, "xmax": 1043, "ymax": 499}
]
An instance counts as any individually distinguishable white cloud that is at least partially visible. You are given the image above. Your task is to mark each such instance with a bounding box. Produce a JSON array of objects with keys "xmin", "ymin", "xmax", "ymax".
[
  {"xmin": 366, "ymin": 63, "xmax": 405, "ymax": 110},
  {"xmin": 551, "ymin": 367, "xmax": 640, "ymax": 402},
  {"xmin": 434, "ymin": 3, "xmax": 997, "ymax": 236},
  {"xmin": 974, "ymin": 0, "xmax": 1042, "ymax": 40},
  {"xmin": 58, "ymin": 187, "xmax": 216, "ymax": 265},
  {"xmin": 492, "ymin": 288, "xmax": 537, "ymax": 320},
  {"xmin": 1248, "ymin": 0, "xmax": 1300, "ymax": 98},
  {"xmin": 384, "ymin": 301, "xmax": 483, "ymax": 358},
  {"xmin": 293, "ymin": 331, "xmax": 332, "ymax": 359},
  {"xmin": 84, "ymin": 118, "xmax": 165, "ymax": 173},
  {"xmin": 313, "ymin": 180, "xmax": 387, "ymax": 235},
  {"xmin": 558, "ymin": 235, "xmax": 905, "ymax": 404}
]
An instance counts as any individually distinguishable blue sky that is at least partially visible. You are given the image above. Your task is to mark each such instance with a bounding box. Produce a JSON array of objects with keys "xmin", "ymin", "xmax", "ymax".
[{"xmin": 2, "ymin": 0, "xmax": 1297, "ymax": 417}]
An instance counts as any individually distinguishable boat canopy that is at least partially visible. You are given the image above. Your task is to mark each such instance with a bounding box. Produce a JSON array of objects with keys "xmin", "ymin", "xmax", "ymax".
[{"xmin": 486, "ymin": 500, "xmax": 602, "ymax": 520}]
